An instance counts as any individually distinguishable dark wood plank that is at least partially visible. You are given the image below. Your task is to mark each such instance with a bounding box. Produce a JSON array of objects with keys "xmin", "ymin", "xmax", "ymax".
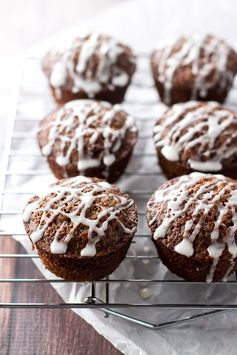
[{"xmin": 0, "ymin": 236, "xmax": 121, "ymax": 355}]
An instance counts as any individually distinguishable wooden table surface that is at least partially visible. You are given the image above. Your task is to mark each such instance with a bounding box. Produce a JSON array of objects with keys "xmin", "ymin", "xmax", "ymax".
[{"xmin": 0, "ymin": 236, "xmax": 121, "ymax": 354}]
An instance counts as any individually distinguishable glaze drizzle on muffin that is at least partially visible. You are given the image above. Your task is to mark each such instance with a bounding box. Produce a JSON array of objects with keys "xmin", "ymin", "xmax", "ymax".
[
  {"xmin": 147, "ymin": 173, "xmax": 237, "ymax": 282},
  {"xmin": 154, "ymin": 101, "xmax": 237, "ymax": 173},
  {"xmin": 23, "ymin": 176, "xmax": 137, "ymax": 257},
  {"xmin": 151, "ymin": 34, "xmax": 237, "ymax": 105},
  {"xmin": 44, "ymin": 33, "xmax": 136, "ymax": 101},
  {"xmin": 38, "ymin": 100, "xmax": 137, "ymax": 180}
]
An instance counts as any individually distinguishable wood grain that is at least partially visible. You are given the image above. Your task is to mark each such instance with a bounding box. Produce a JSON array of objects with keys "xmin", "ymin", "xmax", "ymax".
[{"xmin": 0, "ymin": 236, "xmax": 121, "ymax": 355}]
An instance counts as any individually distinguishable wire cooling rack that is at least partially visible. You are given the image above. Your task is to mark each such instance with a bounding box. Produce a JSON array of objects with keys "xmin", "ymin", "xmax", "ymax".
[{"xmin": 1, "ymin": 54, "xmax": 237, "ymax": 330}]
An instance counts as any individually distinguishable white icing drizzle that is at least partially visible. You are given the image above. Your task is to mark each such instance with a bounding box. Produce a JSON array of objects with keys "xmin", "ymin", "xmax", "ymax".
[
  {"xmin": 148, "ymin": 173, "xmax": 237, "ymax": 282},
  {"xmin": 40, "ymin": 100, "xmax": 137, "ymax": 177},
  {"xmin": 154, "ymin": 101, "xmax": 237, "ymax": 172},
  {"xmin": 188, "ymin": 159, "xmax": 222, "ymax": 172},
  {"xmin": 22, "ymin": 201, "xmax": 39, "ymax": 222},
  {"xmin": 48, "ymin": 33, "xmax": 134, "ymax": 99},
  {"xmin": 23, "ymin": 176, "xmax": 136, "ymax": 257},
  {"xmin": 174, "ymin": 239, "xmax": 194, "ymax": 257},
  {"xmin": 155, "ymin": 34, "xmax": 235, "ymax": 105}
]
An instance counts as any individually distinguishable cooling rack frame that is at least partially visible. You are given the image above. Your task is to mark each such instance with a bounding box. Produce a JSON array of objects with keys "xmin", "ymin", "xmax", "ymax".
[{"xmin": 0, "ymin": 54, "xmax": 236, "ymax": 330}]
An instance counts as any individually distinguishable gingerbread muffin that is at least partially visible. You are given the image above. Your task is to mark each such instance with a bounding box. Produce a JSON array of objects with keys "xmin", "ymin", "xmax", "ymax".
[
  {"xmin": 146, "ymin": 173, "xmax": 237, "ymax": 282},
  {"xmin": 151, "ymin": 34, "xmax": 237, "ymax": 105},
  {"xmin": 154, "ymin": 101, "xmax": 237, "ymax": 179},
  {"xmin": 42, "ymin": 33, "xmax": 136, "ymax": 104},
  {"xmin": 23, "ymin": 176, "xmax": 138, "ymax": 281},
  {"xmin": 37, "ymin": 100, "xmax": 138, "ymax": 182}
]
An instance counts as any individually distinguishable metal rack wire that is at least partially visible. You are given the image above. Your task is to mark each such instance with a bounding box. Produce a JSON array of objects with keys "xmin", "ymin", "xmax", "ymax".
[{"xmin": 1, "ymin": 54, "xmax": 237, "ymax": 330}]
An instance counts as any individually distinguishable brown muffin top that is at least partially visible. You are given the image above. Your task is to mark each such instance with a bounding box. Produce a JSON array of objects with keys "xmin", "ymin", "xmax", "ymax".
[
  {"xmin": 154, "ymin": 101, "xmax": 237, "ymax": 172},
  {"xmin": 23, "ymin": 176, "xmax": 137, "ymax": 258},
  {"xmin": 151, "ymin": 34, "xmax": 237, "ymax": 105},
  {"xmin": 147, "ymin": 173, "xmax": 237, "ymax": 282},
  {"xmin": 42, "ymin": 33, "xmax": 136, "ymax": 99},
  {"xmin": 38, "ymin": 100, "xmax": 138, "ymax": 178}
]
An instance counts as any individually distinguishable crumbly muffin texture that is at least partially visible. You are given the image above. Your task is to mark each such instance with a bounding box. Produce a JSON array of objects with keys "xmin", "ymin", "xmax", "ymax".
[
  {"xmin": 23, "ymin": 176, "xmax": 137, "ymax": 256},
  {"xmin": 151, "ymin": 34, "xmax": 237, "ymax": 105},
  {"xmin": 154, "ymin": 101, "xmax": 237, "ymax": 179},
  {"xmin": 23, "ymin": 176, "xmax": 137, "ymax": 280},
  {"xmin": 37, "ymin": 100, "xmax": 138, "ymax": 182},
  {"xmin": 42, "ymin": 33, "xmax": 136, "ymax": 104},
  {"xmin": 147, "ymin": 173, "xmax": 237, "ymax": 282}
]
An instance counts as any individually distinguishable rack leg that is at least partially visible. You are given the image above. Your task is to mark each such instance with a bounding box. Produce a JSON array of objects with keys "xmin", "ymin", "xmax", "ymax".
[{"xmin": 104, "ymin": 277, "xmax": 110, "ymax": 318}]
